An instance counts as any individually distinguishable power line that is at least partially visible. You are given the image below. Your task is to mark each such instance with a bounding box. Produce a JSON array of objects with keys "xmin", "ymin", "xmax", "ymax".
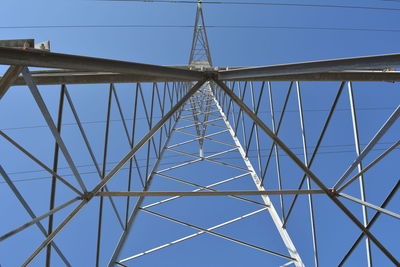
[
  {"xmin": 2, "ymin": 145, "xmax": 398, "ymax": 183},
  {"xmin": 5, "ymin": 140, "xmax": 397, "ymax": 176},
  {"xmin": 1, "ymin": 107, "xmax": 395, "ymax": 132},
  {"xmin": 209, "ymin": 25, "xmax": 400, "ymax": 33},
  {"xmin": 1, "ymin": 24, "xmax": 400, "ymax": 33},
  {"xmin": 0, "ymin": 25, "xmax": 192, "ymax": 29},
  {"xmin": 99, "ymin": 0, "xmax": 400, "ymax": 12}
]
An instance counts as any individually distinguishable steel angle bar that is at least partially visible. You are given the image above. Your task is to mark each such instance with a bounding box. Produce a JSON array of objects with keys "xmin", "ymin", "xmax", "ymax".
[
  {"xmin": 0, "ymin": 165, "xmax": 72, "ymax": 267},
  {"xmin": 166, "ymin": 136, "xmax": 203, "ymax": 149},
  {"xmin": 169, "ymin": 148, "xmax": 248, "ymax": 171},
  {"xmin": 0, "ymin": 47, "xmax": 203, "ymax": 80},
  {"xmin": 347, "ymin": 82, "xmax": 372, "ymax": 266},
  {"xmin": 203, "ymin": 117, "xmax": 224, "ymax": 124},
  {"xmin": 188, "ymin": 93, "xmax": 203, "ymax": 149},
  {"xmin": 138, "ymin": 84, "xmax": 160, "ymax": 159},
  {"xmin": 214, "ymin": 79, "xmax": 399, "ymax": 265},
  {"xmin": 250, "ymin": 82, "xmax": 264, "ymax": 175},
  {"xmin": 0, "ymin": 130, "xmax": 81, "ymax": 195},
  {"xmin": 155, "ymin": 83, "xmax": 166, "ymax": 125},
  {"xmin": 296, "ymin": 81, "xmax": 319, "ymax": 267},
  {"xmin": 128, "ymin": 83, "xmax": 146, "ymax": 188},
  {"xmin": 338, "ymin": 193, "xmax": 400, "ymax": 220},
  {"xmin": 63, "ymin": 87, "xmax": 125, "ymax": 228},
  {"xmin": 203, "ymin": 147, "xmax": 240, "ymax": 158},
  {"xmin": 176, "ymin": 117, "xmax": 226, "ymax": 130},
  {"xmin": 283, "ymin": 82, "xmax": 345, "ymax": 227},
  {"xmin": 179, "ymin": 117, "xmax": 203, "ymax": 123},
  {"xmin": 176, "ymin": 122, "xmax": 203, "ymax": 131},
  {"xmin": 64, "ymin": 85, "xmax": 107, "ymax": 177},
  {"xmin": 119, "ymin": 208, "xmax": 268, "ymax": 263},
  {"xmin": 230, "ymin": 98, "xmax": 238, "ymax": 130},
  {"xmin": 245, "ymin": 81, "xmax": 265, "ymax": 157},
  {"xmin": 218, "ymin": 53, "xmax": 400, "ymax": 80},
  {"xmin": 166, "ymin": 82, "xmax": 174, "ymax": 131},
  {"xmin": 157, "ymin": 147, "xmax": 239, "ymax": 173},
  {"xmin": 268, "ymin": 82, "xmax": 285, "ymax": 219},
  {"xmin": 188, "ymin": 97, "xmax": 213, "ymax": 103},
  {"xmin": 0, "ymin": 65, "xmax": 24, "ymax": 99},
  {"xmin": 338, "ymin": 180, "xmax": 400, "ymax": 266},
  {"xmin": 182, "ymin": 115, "xmax": 221, "ymax": 124},
  {"xmin": 338, "ymin": 141, "xmax": 400, "ymax": 192},
  {"xmin": 46, "ymin": 84, "xmax": 65, "ymax": 267},
  {"xmin": 201, "ymin": 157, "xmax": 252, "ymax": 172},
  {"xmin": 180, "ymin": 111, "xmax": 204, "ymax": 119},
  {"xmin": 260, "ymin": 81, "xmax": 293, "ymax": 184},
  {"xmin": 280, "ymin": 261, "xmax": 295, "ymax": 267},
  {"xmin": 167, "ymin": 147, "xmax": 236, "ymax": 159},
  {"xmin": 90, "ymin": 80, "xmax": 205, "ymax": 196},
  {"xmin": 171, "ymin": 83, "xmax": 177, "ymax": 114},
  {"xmin": 97, "ymin": 190, "xmax": 326, "ymax": 197},
  {"xmin": 168, "ymin": 129, "xmax": 235, "ymax": 148},
  {"xmin": 184, "ymin": 110, "xmax": 220, "ymax": 119},
  {"xmin": 142, "ymin": 173, "xmax": 250, "ymax": 209},
  {"xmin": 156, "ymin": 158, "xmax": 202, "ymax": 173},
  {"xmin": 222, "ymin": 81, "xmax": 234, "ymax": 119},
  {"xmin": 221, "ymin": 71, "xmax": 400, "ymax": 82},
  {"xmin": 183, "ymin": 106, "xmax": 197, "ymax": 112},
  {"xmin": 154, "ymin": 172, "xmax": 268, "ymax": 207},
  {"xmin": 156, "ymin": 83, "xmax": 170, "ymax": 153},
  {"xmin": 107, "ymin": 101, "xmax": 185, "ymax": 267},
  {"xmin": 175, "ymin": 128, "xmax": 228, "ymax": 138},
  {"xmin": 22, "ymin": 68, "xmax": 88, "ymax": 193},
  {"xmin": 334, "ymin": 105, "xmax": 400, "ymax": 189},
  {"xmin": 176, "ymin": 128, "xmax": 228, "ymax": 139},
  {"xmin": 144, "ymin": 84, "xmax": 157, "ymax": 179},
  {"xmin": 233, "ymin": 82, "xmax": 247, "ymax": 136},
  {"xmin": 200, "ymin": 99, "xmax": 215, "ymax": 139},
  {"xmin": 125, "ymin": 83, "xmax": 147, "ymax": 225},
  {"xmin": 10, "ymin": 72, "xmax": 195, "ymax": 85},
  {"xmin": 96, "ymin": 84, "xmax": 113, "ymax": 267},
  {"xmin": 22, "ymin": 199, "xmax": 88, "ymax": 266},
  {"xmin": 201, "ymin": 136, "xmax": 238, "ymax": 147},
  {"xmin": 183, "ymin": 102, "xmax": 215, "ymax": 109},
  {"xmin": 211, "ymin": 90, "xmax": 304, "ymax": 266},
  {"xmin": 205, "ymin": 122, "xmax": 228, "ymax": 130},
  {"xmin": 112, "ymin": 85, "xmax": 133, "ymax": 146},
  {"xmin": 23, "ymin": 80, "xmax": 206, "ymax": 266},
  {"xmin": 239, "ymin": 85, "xmax": 249, "ymax": 152},
  {"xmin": 14, "ymin": 70, "xmax": 400, "ymax": 86},
  {"xmin": 200, "ymin": 2, "xmax": 212, "ymax": 65},
  {"xmin": 140, "ymin": 208, "xmax": 296, "ymax": 261},
  {"xmin": 0, "ymin": 197, "xmax": 80, "ymax": 241}
]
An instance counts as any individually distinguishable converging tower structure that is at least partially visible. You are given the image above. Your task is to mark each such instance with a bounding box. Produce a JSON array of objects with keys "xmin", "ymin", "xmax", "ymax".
[{"xmin": 0, "ymin": 1, "xmax": 399, "ymax": 266}]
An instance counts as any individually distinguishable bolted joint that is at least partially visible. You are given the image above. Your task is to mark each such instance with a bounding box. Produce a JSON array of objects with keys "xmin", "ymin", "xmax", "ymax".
[
  {"xmin": 81, "ymin": 191, "xmax": 95, "ymax": 201},
  {"xmin": 329, "ymin": 187, "xmax": 338, "ymax": 196},
  {"xmin": 203, "ymin": 70, "xmax": 218, "ymax": 81}
]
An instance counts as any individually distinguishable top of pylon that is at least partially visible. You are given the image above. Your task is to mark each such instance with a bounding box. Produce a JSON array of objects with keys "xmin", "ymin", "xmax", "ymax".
[{"xmin": 189, "ymin": 0, "xmax": 212, "ymax": 67}]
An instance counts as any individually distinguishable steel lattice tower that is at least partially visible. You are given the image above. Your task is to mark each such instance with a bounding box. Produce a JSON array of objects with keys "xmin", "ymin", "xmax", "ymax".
[{"xmin": 0, "ymin": 1, "xmax": 399, "ymax": 266}]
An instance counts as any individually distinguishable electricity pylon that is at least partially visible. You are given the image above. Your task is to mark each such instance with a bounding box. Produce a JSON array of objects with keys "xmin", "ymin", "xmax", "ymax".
[{"xmin": 0, "ymin": 1, "xmax": 399, "ymax": 266}]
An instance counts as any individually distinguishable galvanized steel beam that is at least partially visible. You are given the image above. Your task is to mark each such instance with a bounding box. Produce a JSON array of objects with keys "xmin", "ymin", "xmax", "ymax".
[
  {"xmin": 0, "ymin": 65, "xmax": 24, "ymax": 99},
  {"xmin": 96, "ymin": 189, "xmax": 327, "ymax": 196},
  {"xmin": 0, "ymin": 47, "xmax": 203, "ymax": 81},
  {"xmin": 218, "ymin": 54, "xmax": 400, "ymax": 80}
]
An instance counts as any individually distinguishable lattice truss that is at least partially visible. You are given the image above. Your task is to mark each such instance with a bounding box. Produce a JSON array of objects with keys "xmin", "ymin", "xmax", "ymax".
[{"xmin": 0, "ymin": 2, "xmax": 399, "ymax": 267}]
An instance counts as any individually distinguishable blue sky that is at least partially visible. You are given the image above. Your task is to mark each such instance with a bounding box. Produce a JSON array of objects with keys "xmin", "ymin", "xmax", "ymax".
[{"xmin": 0, "ymin": 0, "xmax": 399, "ymax": 266}]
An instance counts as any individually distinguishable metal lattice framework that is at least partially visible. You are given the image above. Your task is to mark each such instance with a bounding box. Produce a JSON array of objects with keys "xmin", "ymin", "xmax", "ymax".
[{"xmin": 0, "ymin": 2, "xmax": 399, "ymax": 266}]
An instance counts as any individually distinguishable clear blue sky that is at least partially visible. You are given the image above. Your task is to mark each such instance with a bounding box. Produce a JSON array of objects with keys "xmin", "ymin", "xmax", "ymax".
[{"xmin": 0, "ymin": 0, "xmax": 399, "ymax": 266}]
